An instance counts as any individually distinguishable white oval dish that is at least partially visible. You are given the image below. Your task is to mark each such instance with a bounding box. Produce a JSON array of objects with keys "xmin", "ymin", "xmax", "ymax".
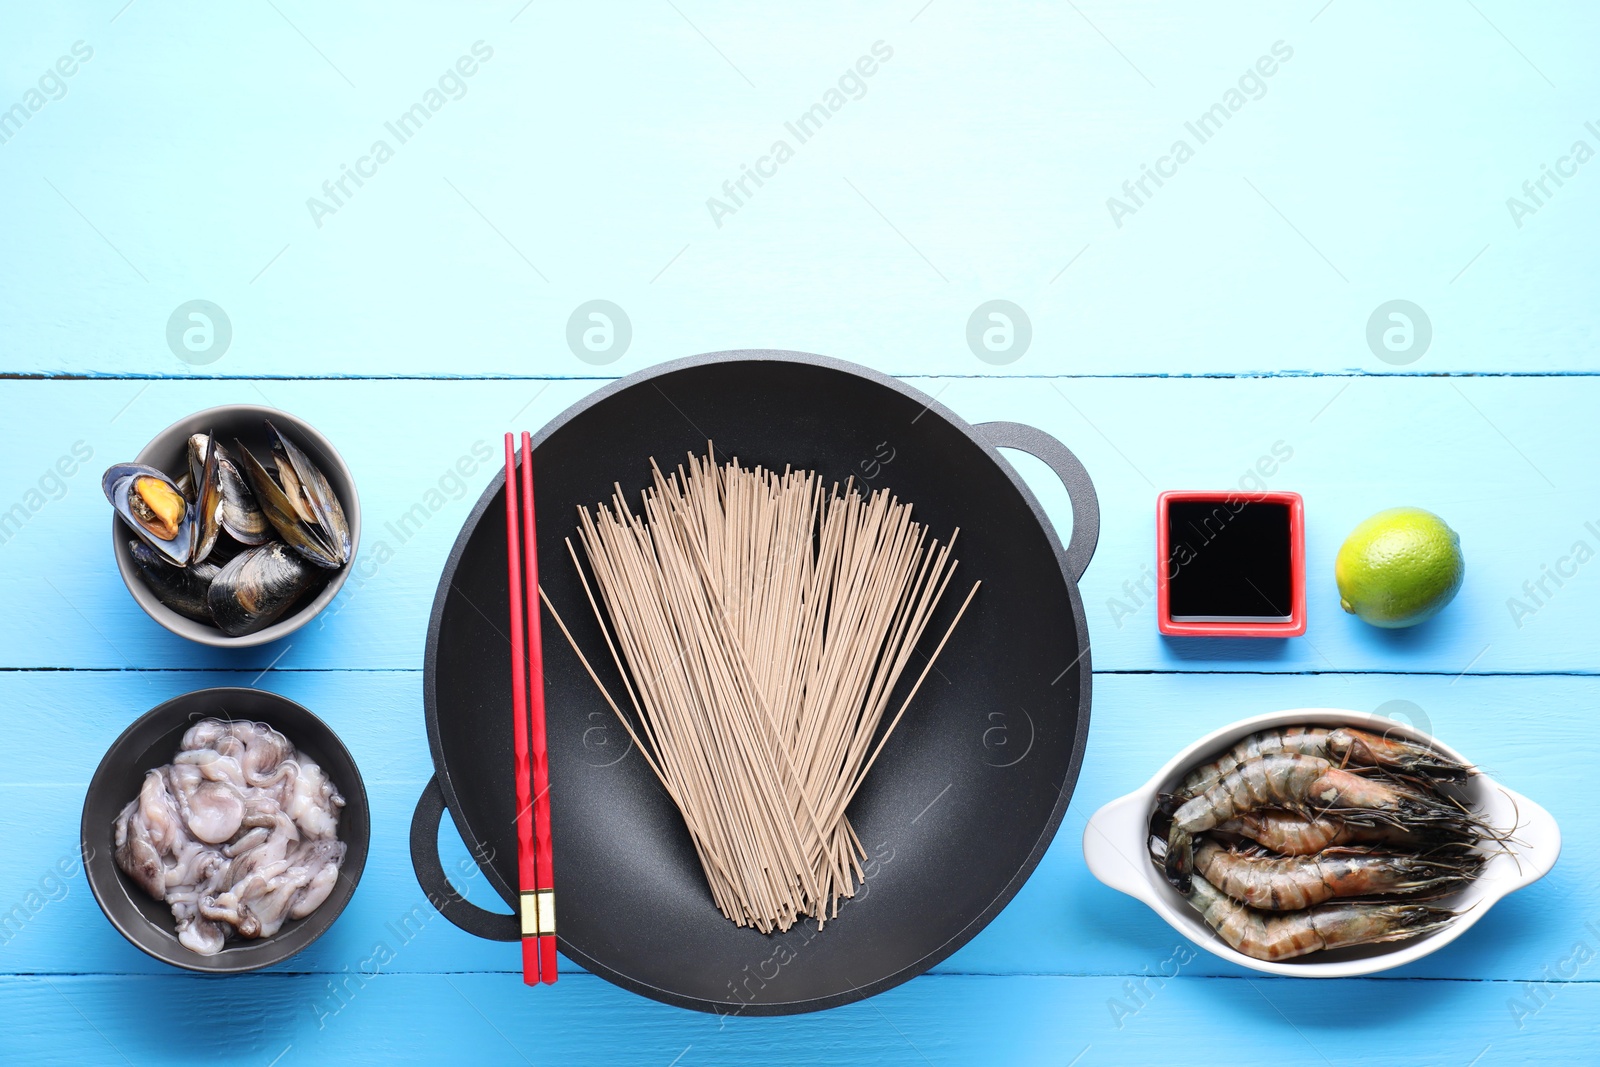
[{"xmin": 1083, "ymin": 708, "xmax": 1561, "ymax": 977}]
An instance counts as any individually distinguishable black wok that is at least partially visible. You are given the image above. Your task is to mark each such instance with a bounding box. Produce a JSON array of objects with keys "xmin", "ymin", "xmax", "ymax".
[{"xmin": 412, "ymin": 351, "xmax": 1098, "ymax": 1014}]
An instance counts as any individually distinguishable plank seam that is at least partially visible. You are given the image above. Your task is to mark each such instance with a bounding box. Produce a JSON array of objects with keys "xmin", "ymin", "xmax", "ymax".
[{"xmin": 3, "ymin": 371, "xmax": 1599, "ymax": 382}]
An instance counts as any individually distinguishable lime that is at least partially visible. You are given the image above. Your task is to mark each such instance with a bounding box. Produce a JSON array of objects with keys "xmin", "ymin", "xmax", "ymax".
[{"xmin": 1335, "ymin": 508, "xmax": 1464, "ymax": 628}]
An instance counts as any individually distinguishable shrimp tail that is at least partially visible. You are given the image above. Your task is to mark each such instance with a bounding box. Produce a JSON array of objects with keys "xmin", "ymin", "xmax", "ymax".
[
  {"xmin": 1149, "ymin": 828, "xmax": 1199, "ymax": 895},
  {"xmin": 1164, "ymin": 826, "xmax": 1194, "ymax": 893},
  {"xmin": 1155, "ymin": 791, "xmax": 1198, "ymax": 889}
]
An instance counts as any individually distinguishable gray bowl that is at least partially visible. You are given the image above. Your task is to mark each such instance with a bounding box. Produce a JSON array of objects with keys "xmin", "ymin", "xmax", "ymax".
[
  {"xmin": 82, "ymin": 687, "xmax": 370, "ymax": 973},
  {"xmin": 109, "ymin": 405, "xmax": 361, "ymax": 647}
]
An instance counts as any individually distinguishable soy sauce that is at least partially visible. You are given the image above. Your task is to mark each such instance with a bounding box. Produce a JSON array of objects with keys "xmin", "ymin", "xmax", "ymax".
[{"xmin": 1167, "ymin": 500, "xmax": 1292, "ymax": 622}]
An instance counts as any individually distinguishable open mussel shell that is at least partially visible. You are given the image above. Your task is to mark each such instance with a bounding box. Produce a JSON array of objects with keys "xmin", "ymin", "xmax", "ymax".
[
  {"xmin": 188, "ymin": 434, "xmax": 270, "ymax": 548},
  {"xmin": 128, "ymin": 540, "xmax": 221, "ymax": 624},
  {"xmin": 270, "ymin": 420, "xmax": 351, "ymax": 565},
  {"xmin": 188, "ymin": 433, "xmax": 222, "ymax": 564},
  {"xmin": 108, "ymin": 467, "xmax": 194, "ymax": 567},
  {"xmin": 219, "ymin": 461, "xmax": 271, "ymax": 545},
  {"xmin": 206, "ymin": 541, "xmax": 317, "ymax": 637},
  {"xmin": 234, "ymin": 425, "xmax": 350, "ymax": 569},
  {"xmin": 102, "ymin": 463, "xmax": 171, "ymax": 504}
]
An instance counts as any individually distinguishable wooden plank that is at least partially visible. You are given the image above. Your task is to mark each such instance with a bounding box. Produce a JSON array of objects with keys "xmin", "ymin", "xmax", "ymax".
[
  {"xmin": 1, "ymin": 971, "xmax": 1592, "ymax": 1066},
  {"xmin": 2, "ymin": 376, "xmax": 1593, "ymax": 672},
  {"xmin": 3, "ymin": 669, "xmax": 1588, "ymax": 983},
  {"xmin": 0, "ymin": 6, "xmax": 1597, "ymax": 377}
]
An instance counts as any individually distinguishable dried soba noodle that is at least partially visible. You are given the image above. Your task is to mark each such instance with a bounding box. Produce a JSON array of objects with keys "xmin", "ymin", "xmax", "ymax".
[{"xmin": 545, "ymin": 447, "xmax": 979, "ymax": 933}]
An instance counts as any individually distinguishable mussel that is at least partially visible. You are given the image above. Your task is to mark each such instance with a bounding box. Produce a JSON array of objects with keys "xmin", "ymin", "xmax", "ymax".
[
  {"xmin": 108, "ymin": 422, "xmax": 348, "ymax": 636},
  {"xmin": 187, "ymin": 434, "xmax": 270, "ymax": 547},
  {"xmin": 206, "ymin": 541, "xmax": 317, "ymax": 637},
  {"xmin": 104, "ymin": 464, "xmax": 194, "ymax": 566},
  {"xmin": 128, "ymin": 541, "xmax": 221, "ymax": 624},
  {"xmin": 189, "ymin": 434, "xmax": 222, "ymax": 564},
  {"xmin": 234, "ymin": 422, "xmax": 351, "ymax": 569}
]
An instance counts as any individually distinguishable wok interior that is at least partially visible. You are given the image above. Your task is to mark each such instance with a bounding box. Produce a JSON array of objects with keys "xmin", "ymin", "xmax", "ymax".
[{"xmin": 430, "ymin": 359, "xmax": 1088, "ymax": 1010}]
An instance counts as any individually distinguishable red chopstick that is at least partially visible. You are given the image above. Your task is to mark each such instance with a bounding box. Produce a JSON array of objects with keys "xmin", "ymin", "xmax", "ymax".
[
  {"xmin": 519, "ymin": 431, "xmax": 558, "ymax": 983},
  {"xmin": 503, "ymin": 434, "xmax": 542, "ymax": 985}
]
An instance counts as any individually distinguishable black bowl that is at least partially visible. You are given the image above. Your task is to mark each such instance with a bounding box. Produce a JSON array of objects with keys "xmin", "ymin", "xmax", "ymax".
[
  {"xmin": 82, "ymin": 687, "xmax": 369, "ymax": 973},
  {"xmin": 109, "ymin": 404, "xmax": 363, "ymax": 647}
]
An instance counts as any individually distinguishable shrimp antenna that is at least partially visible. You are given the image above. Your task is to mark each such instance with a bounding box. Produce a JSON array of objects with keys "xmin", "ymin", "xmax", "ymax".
[{"xmin": 1497, "ymin": 790, "xmax": 1527, "ymax": 877}]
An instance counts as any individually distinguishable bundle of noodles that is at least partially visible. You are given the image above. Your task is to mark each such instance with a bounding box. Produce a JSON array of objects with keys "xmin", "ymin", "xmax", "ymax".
[{"xmin": 551, "ymin": 447, "xmax": 979, "ymax": 933}]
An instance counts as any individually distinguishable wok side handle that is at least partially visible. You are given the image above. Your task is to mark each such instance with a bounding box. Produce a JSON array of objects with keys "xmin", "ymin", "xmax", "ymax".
[
  {"xmin": 976, "ymin": 421, "xmax": 1100, "ymax": 583},
  {"xmin": 410, "ymin": 775, "xmax": 520, "ymax": 942}
]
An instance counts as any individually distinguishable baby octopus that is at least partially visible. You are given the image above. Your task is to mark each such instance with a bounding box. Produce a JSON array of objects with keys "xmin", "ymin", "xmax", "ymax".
[{"xmin": 113, "ymin": 718, "xmax": 346, "ymax": 955}]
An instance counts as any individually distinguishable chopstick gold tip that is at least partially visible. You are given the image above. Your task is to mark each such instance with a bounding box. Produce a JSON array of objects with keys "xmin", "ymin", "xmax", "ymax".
[
  {"xmin": 519, "ymin": 890, "xmax": 541, "ymax": 938},
  {"xmin": 519, "ymin": 889, "xmax": 556, "ymax": 936}
]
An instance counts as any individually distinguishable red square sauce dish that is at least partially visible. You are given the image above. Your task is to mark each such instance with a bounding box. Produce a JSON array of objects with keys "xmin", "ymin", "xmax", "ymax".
[{"xmin": 1156, "ymin": 490, "xmax": 1305, "ymax": 638}]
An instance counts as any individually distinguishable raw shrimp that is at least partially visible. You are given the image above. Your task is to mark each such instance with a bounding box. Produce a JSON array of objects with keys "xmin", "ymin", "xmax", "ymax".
[
  {"xmin": 1176, "ymin": 726, "xmax": 1471, "ymax": 799},
  {"xmin": 1214, "ymin": 810, "xmax": 1466, "ymax": 856},
  {"xmin": 1326, "ymin": 727, "xmax": 1472, "ymax": 781},
  {"xmin": 1173, "ymin": 753, "xmax": 1478, "ymax": 832},
  {"xmin": 1193, "ymin": 839, "xmax": 1480, "ymax": 910},
  {"xmin": 1163, "ymin": 753, "xmax": 1487, "ymax": 890},
  {"xmin": 1181, "ymin": 871, "xmax": 1456, "ymax": 962}
]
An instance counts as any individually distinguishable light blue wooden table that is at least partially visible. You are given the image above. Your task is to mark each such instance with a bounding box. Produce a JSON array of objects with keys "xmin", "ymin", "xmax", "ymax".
[{"xmin": 3, "ymin": 2, "xmax": 1596, "ymax": 1064}]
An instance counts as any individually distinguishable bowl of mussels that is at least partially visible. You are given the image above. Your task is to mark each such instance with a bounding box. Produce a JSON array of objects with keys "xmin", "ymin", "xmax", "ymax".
[{"xmin": 104, "ymin": 406, "xmax": 360, "ymax": 646}]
